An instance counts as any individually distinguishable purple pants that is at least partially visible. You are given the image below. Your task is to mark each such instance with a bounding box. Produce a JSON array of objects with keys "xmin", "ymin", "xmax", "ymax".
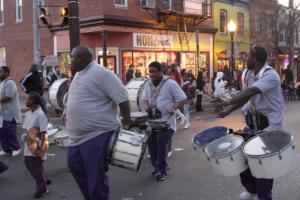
[
  {"xmin": 148, "ymin": 129, "xmax": 173, "ymax": 174},
  {"xmin": 240, "ymin": 127, "xmax": 273, "ymax": 200},
  {"xmin": 240, "ymin": 169, "xmax": 273, "ymax": 200},
  {"xmin": 67, "ymin": 131, "xmax": 113, "ymax": 200},
  {"xmin": 0, "ymin": 160, "xmax": 8, "ymax": 173},
  {"xmin": 24, "ymin": 156, "xmax": 48, "ymax": 193},
  {"xmin": 0, "ymin": 120, "xmax": 20, "ymax": 154}
]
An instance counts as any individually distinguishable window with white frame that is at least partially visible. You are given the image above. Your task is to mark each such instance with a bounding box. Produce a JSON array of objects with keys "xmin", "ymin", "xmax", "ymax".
[
  {"xmin": 16, "ymin": 0, "xmax": 22, "ymax": 22},
  {"xmin": 0, "ymin": 47, "xmax": 6, "ymax": 66},
  {"xmin": 115, "ymin": 0, "xmax": 127, "ymax": 7},
  {"xmin": 0, "ymin": 0, "xmax": 3, "ymax": 24}
]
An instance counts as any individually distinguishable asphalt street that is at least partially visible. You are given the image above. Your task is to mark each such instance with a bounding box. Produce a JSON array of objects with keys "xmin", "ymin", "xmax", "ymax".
[{"xmin": 1, "ymin": 101, "xmax": 300, "ymax": 200}]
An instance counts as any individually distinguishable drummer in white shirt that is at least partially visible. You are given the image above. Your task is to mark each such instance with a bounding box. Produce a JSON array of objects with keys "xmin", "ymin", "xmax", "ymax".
[
  {"xmin": 219, "ymin": 45, "xmax": 284, "ymax": 200},
  {"xmin": 141, "ymin": 61, "xmax": 186, "ymax": 181}
]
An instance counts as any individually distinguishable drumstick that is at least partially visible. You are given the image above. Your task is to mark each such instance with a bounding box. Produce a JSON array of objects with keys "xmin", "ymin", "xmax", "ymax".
[{"xmin": 195, "ymin": 116, "xmax": 219, "ymax": 121}]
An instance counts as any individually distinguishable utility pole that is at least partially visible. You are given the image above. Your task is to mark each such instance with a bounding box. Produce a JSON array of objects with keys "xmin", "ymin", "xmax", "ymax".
[
  {"xmin": 33, "ymin": 0, "xmax": 41, "ymax": 65},
  {"xmin": 68, "ymin": 0, "xmax": 80, "ymax": 51},
  {"xmin": 288, "ymin": 0, "xmax": 295, "ymax": 68},
  {"xmin": 196, "ymin": 29, "xmax": 200, "ymax": 73}
]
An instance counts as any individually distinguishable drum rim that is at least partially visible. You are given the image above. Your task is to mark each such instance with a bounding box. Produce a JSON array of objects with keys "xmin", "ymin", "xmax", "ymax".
[
  {"xmin": 242, "ymin": 132, "xmax": 293, "ymax": 158},
  {"xmin": 191, "ymin": 126, "xmax": 229, "ymax": 147},
  {"xmin": 205, "ymin": 135, "xmax": 244, "ymax": 158}
]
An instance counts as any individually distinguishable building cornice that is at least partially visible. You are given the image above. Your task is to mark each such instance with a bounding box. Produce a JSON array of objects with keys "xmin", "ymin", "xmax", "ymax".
[{"xmin": 50, "ymin": 14, "xmax": 218, "ymax": 34}]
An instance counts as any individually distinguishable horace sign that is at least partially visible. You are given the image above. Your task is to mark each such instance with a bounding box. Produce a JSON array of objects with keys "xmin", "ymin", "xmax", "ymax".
[{"xmin": 133, "ymin": 33, "xmax": 174, "ymax": 48}]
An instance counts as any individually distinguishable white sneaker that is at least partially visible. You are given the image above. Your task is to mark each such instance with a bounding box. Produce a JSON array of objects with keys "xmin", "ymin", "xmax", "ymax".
[
  {"xmin": 180, "ymin": 117, "xmax": 185, "ymax": 125},
  {"xmin": 167, "ymin": 151, "xmax": 172, "ymax": 158},
  {"xmin": 239, "ymin": 191, "xmax": 256, "ymax": 200},
  {"xmin": 184, "ymin": 122, "xmax": 191, "ymax": 129},
  {"xmin": 0, "ymin": 151, "xmax": 9, "ymax": 156},
  {"xmin": 12, "ymin": 149, "xmax": 21, "ymax": 156}
]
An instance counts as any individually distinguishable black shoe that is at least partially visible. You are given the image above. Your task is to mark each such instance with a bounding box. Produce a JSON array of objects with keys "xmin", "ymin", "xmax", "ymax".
[
  {"xmin": 34, "ymin": 189, "xmax": 48, "ymax": 199},
  {"xmin": 156, "ymin": 173, "xmax": 167, "ymax": 182},
  {"xmin": 46, "ymin": 179, "xmax": 52, "ymax": 186},
  {"xmin": 151, "ymin": 171, "xmax": 159, "ymax": 176}
]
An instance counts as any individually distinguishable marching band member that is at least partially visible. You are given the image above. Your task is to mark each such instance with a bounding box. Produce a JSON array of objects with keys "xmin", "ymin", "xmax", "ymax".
[
  {"xmin": 65, "ymin": 45, "xmax": 131, "ymax": 200},
  {"xmin": 142, "ymin": 61, "xmax": 186, "ymax": 181},
  {"xmin": 0, "ymin": 66, "xmax": 22, "ymax": 156},
  {"xmin": 22, "ymin": 92, "xmax": 51, "ymax": 199},
  {"xmin": 219, "ymin": 45, "xmax": 284, "ymax": 200}
]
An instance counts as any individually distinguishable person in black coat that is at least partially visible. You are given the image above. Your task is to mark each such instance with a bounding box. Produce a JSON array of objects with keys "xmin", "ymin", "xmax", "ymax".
[
  {"xmin": 20, "ymin": 63, "xmax": 48, "ymax": 116},
  {"xmin": 196, "ymin": 71, "xmax": 205, "ymax": 112}
]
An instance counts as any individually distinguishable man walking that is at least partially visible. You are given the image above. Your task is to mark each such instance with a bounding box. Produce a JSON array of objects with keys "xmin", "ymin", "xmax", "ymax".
[
  {"xmin": 66, "ymin": 45, "xmax": 131, "ymax": 200},
  {"xmin": 142, "ymin": 61, "xmax": 186, "ymax": 181},
  {"xmin": 0, "ymin": 66, "xmax": 21, "ymax": 156}
]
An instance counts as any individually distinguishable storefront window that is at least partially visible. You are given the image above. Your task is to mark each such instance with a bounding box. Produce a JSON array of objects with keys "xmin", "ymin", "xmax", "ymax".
[
  {"xmin": 122, "ymin": 50, "xmax": 210, "ymax": 82},
  {"xmin": 58, "ymin": 52, "xmax": 71, "ymax": 77},
  {"xmin": 97, "ymin": 50, "xmax": 118, "ymax": 74}
]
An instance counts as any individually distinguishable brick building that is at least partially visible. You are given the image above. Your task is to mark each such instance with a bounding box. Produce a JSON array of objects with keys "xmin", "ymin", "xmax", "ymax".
[
  {"xmin": 0, "ymin": 0, "xmax": 216, "ymax": 83},
  {"xmin": 49, "ymin": 0, "xmax": 216, "ymax": 81},
  {"xmin": 249, "ymin": 0, "xmax": 279, "ymax": 67},
  {"xmin": 0, "ymin": 0, "xmax": 53, "ymax": 82}
]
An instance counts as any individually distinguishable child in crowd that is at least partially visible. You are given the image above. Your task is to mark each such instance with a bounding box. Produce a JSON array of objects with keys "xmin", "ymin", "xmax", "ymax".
[
  {"xmin": 182, "ymin": 73, "xmax": 196, "ymax": 129},
  {"xmin": 22, "ymin": 92, "xmax": 51, "ymax": 199}
]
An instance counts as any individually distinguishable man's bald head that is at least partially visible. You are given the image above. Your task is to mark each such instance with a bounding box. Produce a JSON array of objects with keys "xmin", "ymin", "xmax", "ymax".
[{"xmin": 70, "ymin": 45, "xmax": 93, "ymax": 75}]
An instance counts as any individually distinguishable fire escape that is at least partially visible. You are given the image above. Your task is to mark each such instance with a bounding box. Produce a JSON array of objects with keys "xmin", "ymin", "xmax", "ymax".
[{"xmin": 157, "ymin": 0, "xmax": 211, "ymax": 52}]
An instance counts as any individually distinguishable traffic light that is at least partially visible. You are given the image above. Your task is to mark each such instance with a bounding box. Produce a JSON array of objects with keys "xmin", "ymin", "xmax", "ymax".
[
  {"xmin": 60, "ymin": 7, "xmax": 69, "ymax": 26},
  {"xmin": 40, "ymin": 7, "xmax": 50, "ymax": 27}
]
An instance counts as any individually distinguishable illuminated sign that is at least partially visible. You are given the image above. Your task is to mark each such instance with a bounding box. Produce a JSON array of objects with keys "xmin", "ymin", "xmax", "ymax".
[
  {"xmin": 185, "ymin": 0, "xmax": 203, "ymax": 15},
  {"xmin": 133, "ymin": 33, "xmax": 174, "ymax": 48}
]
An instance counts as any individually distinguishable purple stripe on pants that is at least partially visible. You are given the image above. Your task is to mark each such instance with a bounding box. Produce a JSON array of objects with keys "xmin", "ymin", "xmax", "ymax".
[
  {"xmin": 0, "ymin": 160, "xmax": 9, "ymax": 173},
  {"xmin": 24, "ymin": 156, "xmax": 48, "ymax": 193},
  {"xmin": 0, "ymin": 120, "xmax": 20, "ymax": 154},
  {"xmin": 148, "ymin": 129, "xmax": 173, "ymax": 174},
  {"xmin": 67, "ymin": 131, "xmax": 113, "ymax": 200}
]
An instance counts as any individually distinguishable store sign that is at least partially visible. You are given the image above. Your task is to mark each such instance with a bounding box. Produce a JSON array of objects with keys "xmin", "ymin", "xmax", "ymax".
[
  {"xmin": 185, "ymin": 0, "xmax": 203, "ymax": 15},
  {"xmin": 133, "ymin": 33, "xmax": 174, "ymax": 48}
]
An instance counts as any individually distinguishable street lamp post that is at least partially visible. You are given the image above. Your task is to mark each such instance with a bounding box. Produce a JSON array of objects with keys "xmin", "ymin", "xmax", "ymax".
[{"xmin": 228, "ymin": 20, "xmax": 237, "ymax": 73}]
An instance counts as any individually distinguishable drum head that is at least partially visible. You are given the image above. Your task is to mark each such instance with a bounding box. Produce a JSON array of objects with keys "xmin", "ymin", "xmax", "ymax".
[
  {"xmin": 47, "ymin": 128, "xmax": 59, "ymax": 136},
  {"xmin": 192, "ymin": 126, "xmax": 228, "ymax": 147},
  {"xmin": 131, "ymin": 112, "xmax": 148, "ymax": 118},
  {"xmin": 125, "ymin": 78, "xmax": 148, "ymax": 112},
  {"xmin": 243, "ymin": 131, "xmax": 292, "ymax": 157},
  {"xmin": 54, "ymin": 129, "xmax": 68, "ymax": 139},
  {"xmin": 205, "ymin": 135, "xmax": 244, "ymax": 157}
]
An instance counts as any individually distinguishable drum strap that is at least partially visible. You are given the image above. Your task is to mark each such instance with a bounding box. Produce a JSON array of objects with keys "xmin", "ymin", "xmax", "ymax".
[{"xmin": 149, "ymin": 76, "xmax": 170, "ymax": 108}]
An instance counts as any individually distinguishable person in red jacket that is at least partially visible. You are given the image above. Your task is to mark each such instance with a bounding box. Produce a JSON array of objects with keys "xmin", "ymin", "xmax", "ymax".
[{"xmin": 168, "ymin": 64, "xmax": 182, "ymax": 86}]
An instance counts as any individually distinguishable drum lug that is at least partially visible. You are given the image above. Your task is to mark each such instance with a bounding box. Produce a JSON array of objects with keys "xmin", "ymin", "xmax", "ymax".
[
  {"xmin": 215, "ymin": 158, "xmax": 219, "ymax": 164},
  {"xmin": 292, "ymin": 145, "xmax": 296, "ymax": 150},
  {"xmin": 244, "ymin": 158, "xmax": 248, "ymax": 165},
  {"xmin": 230, "ymin": 152, "xmax": 234, "ymax": 161},
  {"xmin": 258, "ymin": 156, "xmax": 262, "ymax": 165},
  {"xmin": 278, "ymin": 151, "xmax": 282, "ymax": 160},
  {"xmin": 206, "ymin": 156, "xmax": 210, "ymax": 161}
]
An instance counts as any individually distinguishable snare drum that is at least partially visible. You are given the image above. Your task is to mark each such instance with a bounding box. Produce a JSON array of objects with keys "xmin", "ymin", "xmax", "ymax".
[
  {"xmin": 205, "ymin": 135, "xmax": 247, "ymax": 177},
  {"xmin": 147, "ymin": 119, "xmax": 170, "ymax": 134},
  {"xmin": 243, "ymin": 131, "xmax": 297, "ymax": 179},
  {"xmin": 108, "ymin": 129, "xmax": 147, "ymax": 171},
  {"xmin": 192, "ymin": 126, "xmax": 229, "ymax": 151},
  {"xmin": 54, "ymin": 130, "xmax": 69, "ymax": 147},
  {"xmin": 47, "ymin": 128, "xmax": 60, "ymax": 145},
  {"xmin": 131, "ymin": 111, "xmax": 148, "ymax": 124},
  {"xmin": 125, "ymin": 78, "xmax": 148, "ymax": 112},
  {"xmin": 49, "ymin": 78, "xmax": 68, "ymax": 110}
]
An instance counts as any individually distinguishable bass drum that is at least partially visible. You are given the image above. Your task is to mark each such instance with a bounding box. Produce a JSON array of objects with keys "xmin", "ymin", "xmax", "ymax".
[
  {"xmin": 125, "ymin": 78, "xmax": 148, "ymax": 112},
  {"xmin": 49, "ymin": 78, "xmax": 69, "ymax": 110}
]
